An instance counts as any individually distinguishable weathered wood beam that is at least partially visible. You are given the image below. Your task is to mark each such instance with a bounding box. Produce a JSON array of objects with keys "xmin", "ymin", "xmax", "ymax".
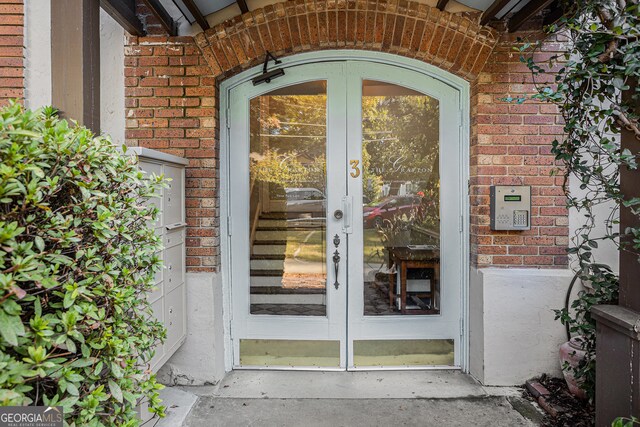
[
  {"xmin": 236, "ymin": 0, "xmax": 249, "ymax": 14},
  {"xmin": 51, "ymin": 0, "xmax": 100, "ymax": 133},
  {"xmin": 509, "ymin": 0, "xmax": 555, "ymax": 32},
  {"xmin": 181, "ymin": 0, "xmax": 210, "ymax": 30},
  {"xmin": 480, "ymin": 0, "xmax": 513, "ymax": 26},
  {"xmin": 100, "ymin": 0, "xmax": 145, "ymax": 36},
  {"xmin": 141, "ymin": 0, "xmax": 179, "ymax": 36},
  {"xmin": 436, "ymin": 0, "xmax": 450, "ymax": 11}
]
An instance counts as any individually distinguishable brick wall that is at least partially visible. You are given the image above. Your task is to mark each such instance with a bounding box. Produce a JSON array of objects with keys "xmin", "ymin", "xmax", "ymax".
[
  {"xmin": 0, "ymin": 0, "xmax": 23, "ymax": 106},
  {"xmin": 124, "ymin": 35, "xmax": 219, "ymax": 272},
  {"xmin": 125, "ymin": 0, "xmax": 568, "ymax": 272},
  {"xmin": 470, "ymin": 32, "xmax": 568, "ymax": 268}
]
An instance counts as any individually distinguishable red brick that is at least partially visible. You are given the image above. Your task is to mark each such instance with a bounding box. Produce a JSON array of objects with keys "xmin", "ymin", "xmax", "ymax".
[
  {"xmin": 492, "ymin": 256, "xmax": 523, "ymax": 265},
  {"xmin": 509, "ymin": 246, "xmax": 538, "ymax": 255}
]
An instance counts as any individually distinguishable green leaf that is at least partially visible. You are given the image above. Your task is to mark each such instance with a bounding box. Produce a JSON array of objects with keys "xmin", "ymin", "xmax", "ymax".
[
  {"xmin": 66, "ymin": 381, "xmax": 79, "ymax": 396},
  {"xmin": 0, "ymin": 309, "xmax": 25, "ymax": 346},
  {"xmin": 109, "ymin": 380, "xmax": 123, "ymax": 403},
  {"xmin": 34, "ymin": 236, "xmax": 45, "ymax": 252}
]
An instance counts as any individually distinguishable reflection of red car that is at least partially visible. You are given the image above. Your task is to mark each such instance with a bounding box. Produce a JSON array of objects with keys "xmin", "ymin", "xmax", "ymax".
[{"xmin": 363, "ymin": 196, "xmax": 423, "ymax": 228}]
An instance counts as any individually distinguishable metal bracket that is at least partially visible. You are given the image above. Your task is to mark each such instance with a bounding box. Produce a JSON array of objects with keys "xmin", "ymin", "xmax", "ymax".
[{"xmin": 252, "ymin": 51, "xmax": 285, "ymax": 86}]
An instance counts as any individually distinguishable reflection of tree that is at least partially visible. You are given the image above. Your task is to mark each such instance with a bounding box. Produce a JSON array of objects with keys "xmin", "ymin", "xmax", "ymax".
[
  {"xmin": 362, "ymin": 146, "xmax": 383, "ymax": 202},
  {"xmin": 362, "ymin": 95, "xmax": 440, "ymax": 202},
  {"xmin": 362, "ymin": 93, "xmax": 441, "ymax": 266},
  {"xmin": 250, "ymin": 93, "xmax": 327, "ymax": 193}
]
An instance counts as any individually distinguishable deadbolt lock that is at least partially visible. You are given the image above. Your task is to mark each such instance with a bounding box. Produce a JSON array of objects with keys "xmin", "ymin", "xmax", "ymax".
[{"xmin": 334, "ymin": 209, "xmax": 343, "ymax": 220}]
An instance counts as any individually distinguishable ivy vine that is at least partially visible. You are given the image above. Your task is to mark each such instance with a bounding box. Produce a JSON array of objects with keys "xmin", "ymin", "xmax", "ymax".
[{"xmin": 514, "ymin": 0, "xmax": 639, "ymax": 400}]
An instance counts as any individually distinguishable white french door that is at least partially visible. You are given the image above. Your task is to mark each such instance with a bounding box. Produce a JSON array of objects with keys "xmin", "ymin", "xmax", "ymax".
[{"xmin": 227, "ymin": 59, "xmax": 463, "ymax": 370}]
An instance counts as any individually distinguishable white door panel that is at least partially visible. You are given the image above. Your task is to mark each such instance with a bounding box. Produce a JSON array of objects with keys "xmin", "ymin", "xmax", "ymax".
[{"xmin": 228, "ymin": 59, "xmax": 462, "ymax": 370}]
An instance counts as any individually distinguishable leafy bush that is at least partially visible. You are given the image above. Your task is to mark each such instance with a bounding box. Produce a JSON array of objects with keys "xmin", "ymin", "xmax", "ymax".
[{"xmin": 0, "ymin": 102, "xmax": 166, "ymax": 425}]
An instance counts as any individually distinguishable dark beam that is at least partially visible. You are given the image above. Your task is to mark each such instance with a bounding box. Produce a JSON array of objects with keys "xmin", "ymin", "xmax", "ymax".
[
  {"xmin": 619, "ymin": 82, "xmax": 640, "ymax": 312},
  {"xmin": 543, "ymin": 1, "xmax": 567, "ymax": 27},
  {"xmin": 142, "ymin": 0, "xmax": 179, "ymax": 36},
  {"xmin": 236, "ymin": 0, "xmax": 249, "ymax": 14},
  {"xmin": 436, "ymin": 0, "xmax": 450, "ymax": 11},
  {"xmin": 52, "ymin": 0, "xmax": 100, "ymax": 133},
  {"xmin": 181, "ymin": 0, "xmax": 210, "ymax": 30},
  {"xmin": 509, "ymin": 0, "xmax": 555, "ymax": 32},
  {"xmin": 100, "ymin": 0, "xmax": 144, "ymax": 35},
  {"xmin": 480, "ymin": 0, "xmax": 513, "ymax": 26}
]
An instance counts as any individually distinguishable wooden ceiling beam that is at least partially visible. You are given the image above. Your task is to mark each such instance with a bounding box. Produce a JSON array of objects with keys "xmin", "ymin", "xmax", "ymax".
[
  {"xmin": 100, "ymin": 0, "xmax": 145, "ymax": 35},
  {"xmin": 236, "ymin": 0, "xmax": 249, "ymax": 14},
  {"xmin": 436, "ymin": 0, "xmax": 450, "ymax": 11},
  {"xmin": 141, "ymin": 0, "xmax": 179, "ymax": 36},
  {"xmin": 509, "ymin": 0, "xmax": 555, "ymax": 32},
  {"xmin": 480, "ymin": 0, "xmax": 513, "ymax": 26},
  {"xmin": 181, "ymin": 0, "xmax": 210, "ymax": 31}
]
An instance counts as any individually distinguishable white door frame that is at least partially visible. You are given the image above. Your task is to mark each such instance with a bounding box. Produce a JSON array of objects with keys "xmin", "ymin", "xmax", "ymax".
[{"xmin": 219, "ymin": 50, "xmax": 470, "ymax": 373}]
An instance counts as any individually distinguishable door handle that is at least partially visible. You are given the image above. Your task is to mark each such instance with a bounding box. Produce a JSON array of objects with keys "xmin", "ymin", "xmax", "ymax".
[
  {"xmin": 332, "ymin": 234, "xmax": 340, "ymax": 289},
  {"xmin": 333, "ymin": 249, "xmax": 341, "ymax": 290}
]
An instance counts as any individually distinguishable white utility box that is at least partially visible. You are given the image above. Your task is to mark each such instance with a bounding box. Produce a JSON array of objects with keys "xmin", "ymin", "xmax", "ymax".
[{"xmin": 129, "ymin": 147, "xmax": 189, "ymax": 371}]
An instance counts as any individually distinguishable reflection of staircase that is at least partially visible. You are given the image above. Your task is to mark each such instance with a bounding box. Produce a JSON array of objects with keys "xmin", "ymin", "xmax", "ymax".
[{"xmin": 250, "ymin": 212, "xmax": 326, "ymax": 313}]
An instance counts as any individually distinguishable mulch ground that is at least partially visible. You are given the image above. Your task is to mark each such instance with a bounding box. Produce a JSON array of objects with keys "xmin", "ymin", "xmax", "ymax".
[{"xmin": 523, "ymin": 374, "xmax": 595, "ymax": 426}]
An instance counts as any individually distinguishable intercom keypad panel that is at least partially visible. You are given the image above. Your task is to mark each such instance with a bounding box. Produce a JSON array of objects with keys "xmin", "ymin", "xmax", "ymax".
[{"xmin": 490, "ymin": 185, "xmax": 531, "ymax": 231}]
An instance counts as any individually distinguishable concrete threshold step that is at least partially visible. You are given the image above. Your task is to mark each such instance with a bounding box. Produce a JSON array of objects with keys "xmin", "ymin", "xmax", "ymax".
[{"xmin": 179, "ymin": 371, "xmax": 523, "ymax": 400}]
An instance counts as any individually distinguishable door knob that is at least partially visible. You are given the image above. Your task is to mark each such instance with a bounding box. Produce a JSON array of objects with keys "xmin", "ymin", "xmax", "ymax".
[{"xmin": 334, "ymin": 209, "xmax": 343, "ymax": 219}]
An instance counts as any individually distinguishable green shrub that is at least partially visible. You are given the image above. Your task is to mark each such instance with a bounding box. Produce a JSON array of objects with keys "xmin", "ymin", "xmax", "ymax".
[{"xmin": 0, "ymin": 102, "xmax": 166, "ymax": 425}]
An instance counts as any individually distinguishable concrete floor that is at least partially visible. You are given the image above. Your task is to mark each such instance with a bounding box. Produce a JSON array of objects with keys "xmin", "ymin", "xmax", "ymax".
[
  {"xmin": 159, "ymin": 371, "xmax": 542, "ymax": 427},
  {"xmin": 185, "ymin": 396, "xmax": 534, "ymax": 427}
]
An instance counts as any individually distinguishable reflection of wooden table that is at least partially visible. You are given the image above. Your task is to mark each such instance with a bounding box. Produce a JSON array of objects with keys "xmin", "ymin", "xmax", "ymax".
[{"xmin": 387, "ymin": 247, "xmax": 440, "ymax": 314}]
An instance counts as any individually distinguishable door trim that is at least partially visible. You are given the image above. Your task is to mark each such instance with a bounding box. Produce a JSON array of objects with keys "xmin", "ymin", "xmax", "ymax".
[{"xmin": 219, "ymin": 50, "xmax": 470, "ymax": 373}]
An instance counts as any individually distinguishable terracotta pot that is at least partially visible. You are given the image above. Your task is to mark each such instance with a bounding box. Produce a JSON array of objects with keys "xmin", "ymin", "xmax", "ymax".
[{"xmin": 559, "ymin": 336, "xmax": 588, "ymax": 399}]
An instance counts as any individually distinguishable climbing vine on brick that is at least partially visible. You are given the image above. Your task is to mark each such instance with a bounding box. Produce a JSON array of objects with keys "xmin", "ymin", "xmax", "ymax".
[{"xmin": 516, "ymin": 0, "xmax": 639, "ymax": 401}]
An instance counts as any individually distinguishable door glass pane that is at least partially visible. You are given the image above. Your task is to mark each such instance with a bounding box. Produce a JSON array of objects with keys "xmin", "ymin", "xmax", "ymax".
[
  {"xmin": 361, "ymin": 80, "xmax": 441, "ymax": 316},
  {"xmin": 249, "ymin": 81, "xmax": 327, "ymax": 316}
]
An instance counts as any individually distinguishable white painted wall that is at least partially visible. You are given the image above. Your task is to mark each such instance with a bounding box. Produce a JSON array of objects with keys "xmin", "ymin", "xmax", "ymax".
[
  {"xmin": 469, "ymin": 268, "xmax": 574, "ymax": 385},
  {"xmin": 24, "ymin": 0, "xmax": 52, "ymax": 109},
  {"xmin": 158, "ymin": 273, "xmax": 226, "ymax": 385},
  {"xmin": 568, "ymin": 175, "xmax": 619, "ymax": 272},
  {"xmin": 100, "ymin": 9, "xmax": 126, "ymax": 145}
]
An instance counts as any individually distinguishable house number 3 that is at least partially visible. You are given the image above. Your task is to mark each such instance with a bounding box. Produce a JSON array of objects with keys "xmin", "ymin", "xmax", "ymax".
[{"xmin": 349, "ymin": 160, "xmax": 360, "ymax": 178}]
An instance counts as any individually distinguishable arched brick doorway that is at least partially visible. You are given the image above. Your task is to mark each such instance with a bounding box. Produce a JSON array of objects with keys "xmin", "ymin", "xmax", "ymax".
[
  {"xmin": 193, "ymin": 0, "xmax": 498, "ymax": 80},
  {"xmin": 125, "ymin": 0, "xmax": 569, "ymax": 385},
  {"xmin": 219, "ymin": 49, "xmax": 469, "ymax": 370}
]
